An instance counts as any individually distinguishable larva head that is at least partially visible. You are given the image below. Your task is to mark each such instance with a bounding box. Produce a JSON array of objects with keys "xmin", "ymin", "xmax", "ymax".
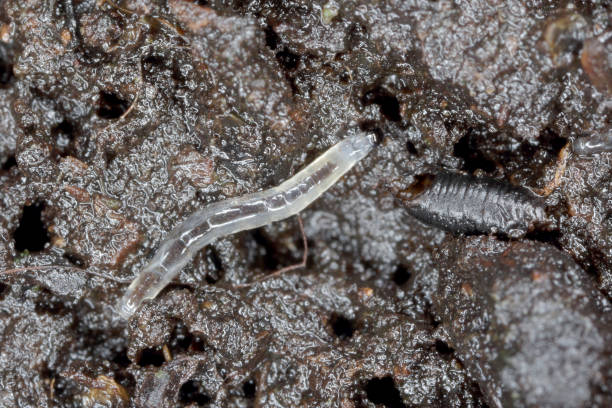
[
  {"xmin": 366, "ymin": 131, "xmax": 381, "ymax": 146},
  {"xmin": 342, "ymin": 131, "xmax": 378, "ymax": 159}
]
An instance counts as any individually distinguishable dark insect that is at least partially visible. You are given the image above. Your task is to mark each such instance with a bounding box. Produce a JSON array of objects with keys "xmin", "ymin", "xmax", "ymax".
[{"xmin": 395, "ymin": 172, "xmax": 550, "ymax": 238}]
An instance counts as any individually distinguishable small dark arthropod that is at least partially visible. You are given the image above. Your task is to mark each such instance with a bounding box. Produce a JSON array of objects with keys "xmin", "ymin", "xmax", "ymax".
[{"xmin": 395, "ymin": 172, "xmax": 550, "ymax": 238}]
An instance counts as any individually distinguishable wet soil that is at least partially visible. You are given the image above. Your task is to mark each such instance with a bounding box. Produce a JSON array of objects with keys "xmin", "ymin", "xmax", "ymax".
[{"xmin": 0, "ymin": 0, "xmax": 610, "ymax": 407}]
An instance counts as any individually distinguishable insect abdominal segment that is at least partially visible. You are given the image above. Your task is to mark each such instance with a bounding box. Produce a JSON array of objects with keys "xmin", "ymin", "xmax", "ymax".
[{"xmin": 397, "ymin": 172, "xmax": 550, "ymax": 238}]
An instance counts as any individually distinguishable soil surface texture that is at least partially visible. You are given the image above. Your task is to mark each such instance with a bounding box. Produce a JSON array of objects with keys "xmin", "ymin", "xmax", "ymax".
[{"xmin": 0, "ymin": 0, "xmax": 610, "ymax": 407}]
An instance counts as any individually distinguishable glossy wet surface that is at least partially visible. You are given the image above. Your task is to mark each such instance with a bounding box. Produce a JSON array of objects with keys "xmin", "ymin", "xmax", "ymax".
[{"xmin": 0, "ymin": 0, "xmax": 610, "ymax": 406}]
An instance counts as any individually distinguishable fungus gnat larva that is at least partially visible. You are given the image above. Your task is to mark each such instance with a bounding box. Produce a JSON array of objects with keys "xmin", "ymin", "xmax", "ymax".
[
  {"xmin": 117, "ymin": 130, "xmax": 378, "ymax": 319},
  {"xmin": 395, "ymin": 172, "xmax": 550, "ymax": 238}
]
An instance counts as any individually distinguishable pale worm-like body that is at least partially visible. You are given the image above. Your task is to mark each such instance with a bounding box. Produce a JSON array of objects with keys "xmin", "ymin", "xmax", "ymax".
[{"xmin": 117, "ymin": 131, "xmax": 377, "ymax": 319}]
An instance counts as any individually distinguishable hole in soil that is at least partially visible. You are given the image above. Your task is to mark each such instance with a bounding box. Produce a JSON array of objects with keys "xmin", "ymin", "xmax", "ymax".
[
  {"xmin": 204, "ymin": 247, "xmax": 223, "ymax": 284},
  {"xmin": 0, "ymin": 43, "xmax": 13, "ymax": 87},
  {"xmin": 97, "ymin": 91, "xmax": 129, "ymax": 119},
  {"xmin": 362, "ymin": 87, "xmax": 401, "ymax": 122},
  {"xmin": 0, "ymin": 283, "xmax": 8, "ymax": 301},
  {"xmin": 364, "ymin": 376, "xmax": 406, "ymax": 408},
  {"xmin": 453, "ymin": 130, "xmax": 497, "ymax": 174},
  {"xmin": 391, "ymin": 264, "xmax": 411, "ymax": 286},
  {"xmin": 524, "ymin": 228, "xmax": 562, "ymax": 250},
  {"xmin": 470, "ymin": 380, "xmax": 489, "ymax": 408},
  {"xmin": 179, "ymin": 380, "xmax": 211, "ymax": 406},
  {"xmin": 63, "ymin": 252, "xmax": 86, "ymax": 267},
  {"xmin": 191, "ymin": 335, "xmax": 206, "ymax": 352},
  {"xmin": 2, "ymin": 155, "xmax": 17, "ymax": 170},
  {"xmin": 41, "ymin": 365, "xmax": 67, "ymax": 399},
  {"xmin": 137, "ymin": 348, "xmax": 165, "ymax": 367},
  {"xmin": 276, "ymin": 48, "xmax": 300, "ymax": 71},
  {"xmin": 39, "ymin": 361, "xmax": 57, "ymax": 379},
  {"xmin": 539, "ymin": 127, "xmax": 568, "ymax": 154},
  {"xmin": 14, "ymin": 202, "xmax": 50, "ymax": 252},
  {"xmin": 434, "ymin": 339, "xmax": 455, "ymax": 357},
  {"xmin": 346, "ymin": 22, "xmax": 367, "ymax": 50},
  {"xmin": 114, "ymin": 371, "xmax": 136, "ymax": 390},
  {"xmin": 405, "ymin": 141, "xmax": 418, "ymax": 155},
  {"xmin": 264, "ymin": 25, "xmax": 280, "ymax": 50},
  {"xmin": 142, "ymin": 54, "xmax": 167, "ymax": 70},
  {"xmin": 51, "ymin": 119, "xmax": 76, "ymax": 157},
  {"xmin": 204, "ymin": 274, "xmax": 217, "ymax": 284},
  {"xmin": 550, "ymin": 135, "xmax": 568, "ymax": 153},
  {"xmin": 34, "ymin": 290, "xmax": 65, "ymax": 315},
  {"xmin": 329, "ymin": 312, "xmax": 355, "ymax": 339},
  {"xmin": 104, "ymin": 150, "xmax": 117, "ymax": 167},
  {"xmin": 243, "ymin": 379, "xmax": 256, "ymax": 399},
  {"xmin": 53, "ymin": 376, "xmax": 68, "ymax": 398},
  {"xmin": 40, "ymin": 365, "xmax": 55, "ymax": 380},
  {"xmin": 190, "ymin": 0, "xmax": 208, "ymax": 5},
  {"xmin": 112, "ymin": 349, "xmax": 131, "ymax": 368},
  {"xmin": 250, "ymin": 228, "xmax": 280, "ymax": 271},
  {"xmin": 424, "ymin": 304, "xmax": 441, "ymax": 329},
  {"xmin": 170, "ymin": 322, "xmax": 194, "ymax": 352}
]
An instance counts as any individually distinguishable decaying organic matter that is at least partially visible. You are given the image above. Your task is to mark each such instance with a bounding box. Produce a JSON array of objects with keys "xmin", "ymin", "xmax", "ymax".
[{"xmin": 0, "ymin": 0, "xmax": 610, "ymax": 407}]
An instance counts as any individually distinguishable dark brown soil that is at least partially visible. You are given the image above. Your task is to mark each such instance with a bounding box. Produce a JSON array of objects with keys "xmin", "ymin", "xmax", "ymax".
[{"xmin": 0, "ymin": 1, "xmax": 610, "ymax": 407}]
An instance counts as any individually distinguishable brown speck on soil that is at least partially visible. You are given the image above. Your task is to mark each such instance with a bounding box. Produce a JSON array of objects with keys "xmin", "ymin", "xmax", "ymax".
[{"xmin": 0, "ymin": 0, "xmax": 610, "ymax": 407}]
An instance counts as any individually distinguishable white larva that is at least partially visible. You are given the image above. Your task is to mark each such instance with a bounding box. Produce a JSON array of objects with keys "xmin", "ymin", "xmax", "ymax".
[{"xmin": 117, "ymin": 130, "xmax": 378, "ymax": 319}]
